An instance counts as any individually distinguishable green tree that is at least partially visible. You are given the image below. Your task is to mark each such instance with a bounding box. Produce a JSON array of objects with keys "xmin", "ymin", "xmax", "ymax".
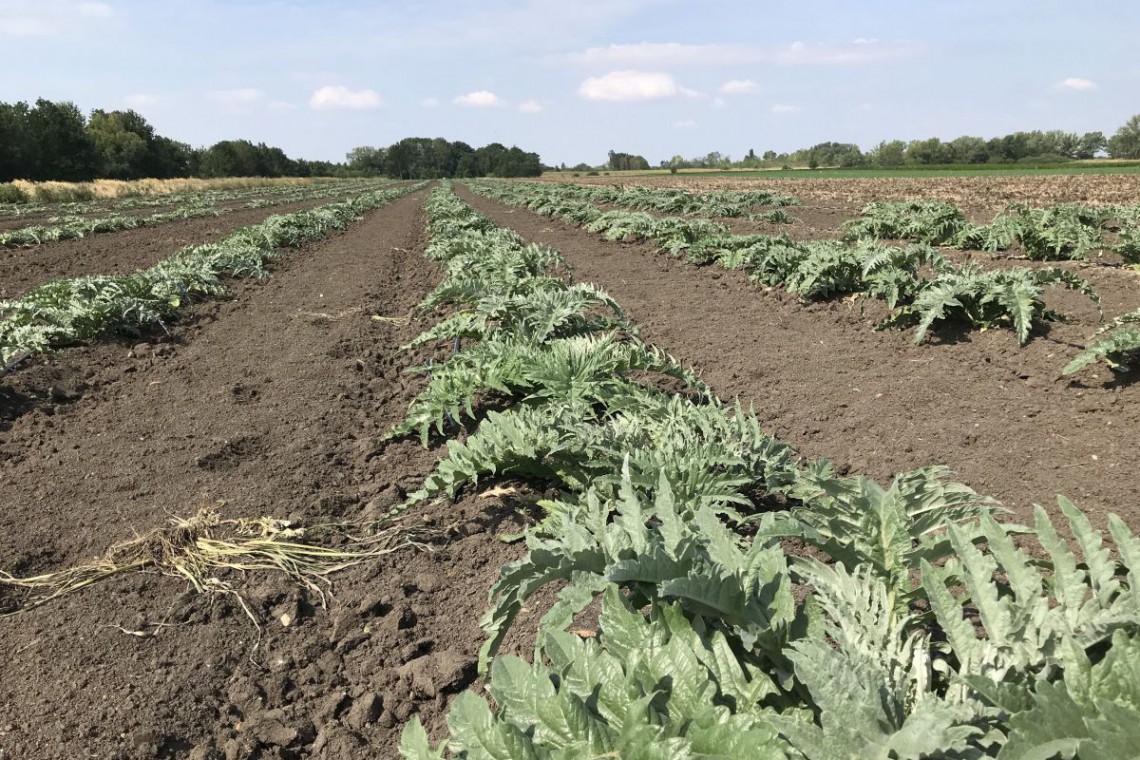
[
  {"xmin": 868, "ymin": 140, "xmax": 906, "ymax": 167},
  {"xmin": 345, "ymin": 145, "xmax": 387, "ymax": 174},
  {"xmin": 906, "ymin": 137, "xmax": 948, "ymax": 165},
  {"xmin": 87, "ymin": 110, "xmax": 149, "ymax": 179},
  {"xmin": 0, "ymin": 101, "xmax": 34, "ymax": 182},
  {"xmin": 1075, "ymin": 131, "xmax": 1107, "ymax": 159},
  {"xmin": 606, "ymin": 150, "xmax": 650, "ymax": 171},
  {"xmin": 947, "ymin": 135, "xmax": 988, "ymax": 164},
  {"xmin": 1108, "ymin": 114, "xmax": 1140, "ymax": 158},
  {"xmin": 27, "ymin": 99, "xmax": 97, "ymax": 181}
]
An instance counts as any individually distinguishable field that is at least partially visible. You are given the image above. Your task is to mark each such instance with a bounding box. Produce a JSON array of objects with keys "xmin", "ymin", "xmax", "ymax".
[{"xmin": 2, "ymin": 174, "xmax": 1140, "ymax": 758}]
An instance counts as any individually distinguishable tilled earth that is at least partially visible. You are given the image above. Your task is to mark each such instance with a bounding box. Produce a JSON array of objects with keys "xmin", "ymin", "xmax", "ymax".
[{"xmin": 1, "ymin": 179, "xmax": 1139, "ymax": 758}]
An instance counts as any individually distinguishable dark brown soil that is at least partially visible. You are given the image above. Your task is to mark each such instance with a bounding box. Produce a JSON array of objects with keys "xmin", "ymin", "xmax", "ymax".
[
  {"xmin": 457, "ymin": 185, "xmax": 1140, "ymax": 528},
  {"xmin": 0, "ymin": 196, "xmax": 364, "ymax": 300},
  {"xmin": 0, "ymin": 188, "xmax": 537, "ymax": 759}
]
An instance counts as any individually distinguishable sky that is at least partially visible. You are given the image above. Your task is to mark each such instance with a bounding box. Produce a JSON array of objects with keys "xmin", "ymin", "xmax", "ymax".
[{"xmin": 2, "ymin": 0, "xmax": 1139, "ymax": 166}]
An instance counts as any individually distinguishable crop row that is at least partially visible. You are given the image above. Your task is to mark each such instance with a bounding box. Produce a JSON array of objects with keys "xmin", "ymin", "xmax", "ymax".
[
  {"xmin": 525, "ymin": 180, "xmax": 800, "ymax": 218},
  {"xmin": 0, "ymin": 182, "xmax": 425, "ymax": 372},
  {"xmin": 468, "ymin": 181, "xmax": 1140, "ymax": 375},
  {"xmin": 0, "ymin": 179, "xmax": 394, "ymax": 248},
  {"xmin": 388, "ymin": 183, "xmax": 1140, "ymax": 759},
  {"xmin": 842, "ymin": 199, "xmax": 1140, "ymax": 263}
]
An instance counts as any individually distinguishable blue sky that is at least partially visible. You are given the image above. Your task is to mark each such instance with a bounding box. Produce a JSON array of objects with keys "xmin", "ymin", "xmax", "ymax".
[{"xmin": 3, "ymin": 0, "xmax": 1138, "ymax": 166}]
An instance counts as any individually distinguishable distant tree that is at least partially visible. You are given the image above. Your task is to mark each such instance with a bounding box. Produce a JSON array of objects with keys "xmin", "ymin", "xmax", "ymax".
[
  {"xmin": 606, "ymin": 150, "xmax": 650, "ymax": 171},
  {"xmin": 27, "ymin": 99, "xmax": 97, "ymax": 181},
  {"xmin": 906, "ymin": 137, "xmax": 948, "ymax": 165},
  {"xmin": 1075, "ymin": 131, "xmax": 1107, "ymax": 159},
  {"xmin": 868, "ymin": 140, "xmax": 906, "ymax": 167},
  {"xmin": 1108, "ymin": 114, "xmax": 1140, "ymax": 159},
  {"xmin": 762, "ymin": 150, "xmax": 778, "ymax": 162},
  {"xmin": 87, "ymin": 110, "xmax": 149, "ymax": 179},
  {"xmin": 947, "ymin": 135, "xmax": 988, "ymax": 164},
  {"xmin": 0, "ymin": 101, "xmax": 34, "ymax": 182},
  {"xmin": 345, "ymin": 145, "xmax": 387, "ymax": 174}
]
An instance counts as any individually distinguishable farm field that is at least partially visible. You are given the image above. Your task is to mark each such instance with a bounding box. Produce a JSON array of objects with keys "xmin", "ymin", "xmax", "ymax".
[
  {"xmin": 2, "ymin": 175, "xmax": 1140, "ymax": 758},
  {"xmin": 0, "ymin": 188, "xmax": 385, "ymax": 300}
]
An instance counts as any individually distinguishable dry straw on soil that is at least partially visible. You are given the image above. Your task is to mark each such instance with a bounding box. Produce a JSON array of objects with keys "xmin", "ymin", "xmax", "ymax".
[{"xmin": 0, "ymin": 506, "xmax": 439, "ymax": 626}]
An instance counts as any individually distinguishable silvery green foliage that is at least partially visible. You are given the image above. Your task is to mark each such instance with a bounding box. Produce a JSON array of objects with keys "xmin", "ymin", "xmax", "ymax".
[
  {"xmin": 1064, "ymin": 307, "xmax": 1140, "ymax": 374},
  {"xmin": 842, "ymin": 200, "xmax": 975, "ymax": 246},
  {"xmin": 878, "ymin": 261, "xmax": 1099, "ymax": 345},
  {"xmin": 401, "ymin": 587, "xmax": 791, "ymax": 760},
  {"xmin": 399, "ymin": 184, "xmax": 1140, "ymax": 760},
  {"xmin": 469, "ymin": 180, "xmax": 1100, "ymax": 348}
]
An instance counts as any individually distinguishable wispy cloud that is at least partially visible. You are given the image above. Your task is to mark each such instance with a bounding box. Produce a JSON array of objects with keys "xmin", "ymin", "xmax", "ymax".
[
  {"xmin": 771, "ymin": 103, "xmax": 801, "ymax": 115},
  {"xmin": 518, "ymin": 100, "xmax": 543, "ymax": 113},
  {"xmin": 454, "ymin": 90, "xmax": 503, "ymax": 107},
  {"xmin": 309, "ymin": 85, "xmax": 382, "ymax": 110},
  {"xmin": 0, "ymin": 0, "xmax": 114, "ymax": 36},
  {"xmin": 719, "ymin": 79, "xmax": 759, "ymax": 95},
  {"xmin": 555, "ymin": 39, "xmax": 921, "ymax": 67},
  {"xmin": 1057, "ymin": 77, "xmax": 1098, "ymax": 91},
  {"xmin": 674, "ymin": 119, "xmax": 697, "ymax": 129},
  {"xmin": 419, "ymin": 97, "xmax": 440, "ymax": 108},
  {"xmin": 578, "ymin": 70, "xmax": 698, "ymax": 101}
]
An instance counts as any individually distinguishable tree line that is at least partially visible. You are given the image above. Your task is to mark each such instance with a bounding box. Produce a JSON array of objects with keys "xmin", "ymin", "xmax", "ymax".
[
  {"xmin": 655, "ymin": 114, "xmax": 1140, "ymax": 171},
  {"xmin": 345, "ymin": 138, "xmax": 542, "ymax": 179},
  {"xmin": 0, "ymin": 99, "xmax": 544, "ymax": 183},
  {"xmin": 0, "ymin": 99, "xmax": 349, "ymax": 182}
]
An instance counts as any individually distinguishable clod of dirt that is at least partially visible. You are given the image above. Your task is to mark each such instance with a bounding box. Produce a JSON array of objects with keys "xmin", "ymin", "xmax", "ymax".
[
  {"xmin": 243, "ymin": 708, "xmax": 312, "ymax": 748},
  {"xmin": 344, "ymin": 693, "xmax": 383, "ymax": 730},
  {"xmin": 397, "ymin": 649, "xmax": 477, "ymax": 698},
  {"xmin": 310, "ymin": 725, "xmax": 368, "ymax": 757}
]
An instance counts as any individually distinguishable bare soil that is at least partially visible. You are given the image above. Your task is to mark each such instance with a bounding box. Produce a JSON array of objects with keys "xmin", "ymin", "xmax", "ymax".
[{"xmin": 457, "ymin": 185, "xmax": 1140, "ymax": 528}]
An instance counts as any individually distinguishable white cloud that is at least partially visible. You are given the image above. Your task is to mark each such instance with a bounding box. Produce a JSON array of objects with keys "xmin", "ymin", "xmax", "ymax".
[
  {"xmin": 1057, "ymin": 77, "xmax": 1098, "ymax": 91},
  {"xmin": 712, "ymin": 97, "xmax": 727, "ymax": 109},
  {"xmin": 719, "ymin": 79, "xmax": 759, "ymax": 95},
  {"xmin": 0, "ymin": 0, "xmax": 115, "ymax": 36},
  {"xmin": 674, "ymin": 119, "xmax": 697, "ymax": 129},
  {"xmin": 771, "ymin": 103, "xmax": 801, "ymax": 114},
  {"xmin": 454, "ymin": 90, "xmax": 503, "ymax": 107},
  {"xmin": 578, "ymin": 70, "xmax": 697, "ymax": 101},
  {"xmin": 208, "ymin": 88, "xmax": 265, "ymax": 110},
  {"xmin": 518, "ymin": 100, "xmax": 543, "ymax": 113},
  {"xmin": 309, "ymin": 85, "xmax": 382, "ymax": 110},
  {"xmin": 419, "ymin": 97, "xmax": 441, "ymax": 108},
  {"xmin": 556, "ymin": 40, "xmax": 921, "ymax": 67}
]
